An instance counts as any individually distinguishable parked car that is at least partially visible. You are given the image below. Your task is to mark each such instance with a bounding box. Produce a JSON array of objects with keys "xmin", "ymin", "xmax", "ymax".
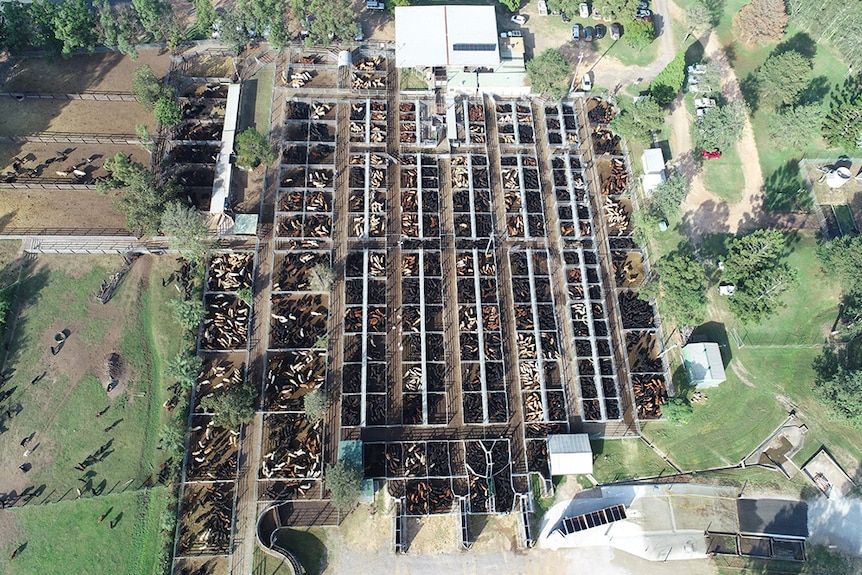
[
  {"xmin": 610, "ymin": 22, "xmax": 622, "ymax": 39},
  {"xmin": 366, "ymin": 0, "xmax": 385, "ymax": 10},
  {"xmin": 702, "ymin": 148, "xmax": 722, "ymax": 159},
  {"xmin": 561, "ymin": 10, "xmax": 571, "ymax": 22},
  {"xmin": 584, "ymin": 26, "xmax": 595, "ymax": 41},
  {"xmin": 636, "ymin": 8, "xmax": 652, "ymax": 19},
  {"xmin": 507, "ymin": 29, "xmax": 523, "ymax": 38},
  {"xmin": 579, "ymin": 2, "xmax": 590, "ymax": 17},
  {"xmin": 582, "ymin": 72, "xmax": 593, "ymax": 91},
  {"xmin": 595, "ymin": 23, "xmax": 606, "ymax": 38},
  {"xmin": 591, "ymin": 6, "xmax": 602, "ymax": 20},
  {"xmin": 511, "ymin": 14, "xmax": 527, "ymax": 25},
  {"xmin": 571, "ymin": 23, "xmax": 581, "ymax": 42}
]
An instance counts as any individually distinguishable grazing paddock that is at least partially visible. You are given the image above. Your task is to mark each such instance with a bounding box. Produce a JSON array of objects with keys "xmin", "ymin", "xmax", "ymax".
[
  {"xmin": 0, "ymin": 254, "xmax": 188, "ymax": 575},
  {"xmin": 2, "ymin": 49, "xmax": 170, "ymax": 94},
  {"xmin": 0, "ymin": 99, "xmax": 153, "ymax": 137}
]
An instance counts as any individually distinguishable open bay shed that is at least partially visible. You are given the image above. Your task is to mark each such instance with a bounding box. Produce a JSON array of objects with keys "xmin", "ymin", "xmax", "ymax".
[
  {"xmin": 682, "ymin": 342, "xmax": 726, "ymax": 388},
  {"xmin": 548, "ymin": 434, "xmax": 593, "ymax": 476}
]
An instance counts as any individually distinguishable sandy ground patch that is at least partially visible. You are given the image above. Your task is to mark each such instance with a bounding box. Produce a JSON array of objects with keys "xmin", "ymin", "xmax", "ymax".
[{"xmin": 0, "ymin": 187, "xmax": 128, "ymax": 232}]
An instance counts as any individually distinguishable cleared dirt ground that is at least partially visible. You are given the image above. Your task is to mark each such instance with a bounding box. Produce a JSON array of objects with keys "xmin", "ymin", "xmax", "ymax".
[
  {"xmin": 1, "ymin": 49, "xmax": 170, "ymax": 93},
  {"xmin": 0, "ymin": 143, "xmax": 150, "ymax": 180},
  {"xmin": 0, "ymin": 187, "xmax": 128, "ymax": 232},
  {"xmin": 0, "ymin": 99, "xmax": 154, "ymax": 137}
]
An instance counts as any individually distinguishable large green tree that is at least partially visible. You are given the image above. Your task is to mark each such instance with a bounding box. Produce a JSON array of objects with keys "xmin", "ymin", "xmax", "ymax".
[
  {"xmin": 168, "ymin": 297, "xmax": 206, "ymax": 332},
  {"xmin": 235, "ymin": 127, "xmax": 276, "ymax": 170},
  {"xmin": 200, "ymin": 382, "xmax": 257, "ymax": 429},
  {"xmin": 132, "ymin": 66, "xmax": 170, "ymax": 111},
  {"xmin": 165, "ymin": 350, "xmax": 203, "ymax": 392},
  {"xmin": 610, "ymin": 95, "xmax": 665, "ymax": 144},
  {"xmin": 95, "ymin": 0, "xmax": 140, "ymax": 58},
  {"xmin": 812, "ymin": 348, "xmax": 862, "ymax": 426},
  {"xmin": 821, "ymin": 73, "xmax": 862, "ymax": 150},
  {"xmin": 767, "ymin": 104, "xmax": 824, "ymax": 150},
  {"xmin": 325, "ymin": 460, "xmax": 363, "ymax": 512},
  {"xmin": 650, "ymin": 52, "xmax": 686, "ymax": 106},
  {"xmin": 131, "ymin": 0, "xmax": 174, "ymax": 40},
  {"xmin": 101, "ymin": 152, "xmax": 178, "ymax": 233},
  {"xmin": 526, "ymin": 49, "xmax": 571, "ymax": 100},
  {"xmin": 290, "ymin": 0, "xmax": 353, "ymax": 45},
  {"xmin": 603, "ymin": 0, "xmax": 640, "ymax": 19},
  {"xmin": 754, "ymin": 49, "xmax": 812, "ymax": 108},
  {"xmin": 0, "ymin": 2, "xmax": 37, "ymax": 55},
  {"xmin": 695, "ymin": 100, "xmax": 747, "ymax": 151},
  {"xmin": 723, "ymin": 229, "xmax": 797, "ymax": 324},
  {"xmin": 160, "ymin": 202, "xmax": 214, "ymax": 263},
  {"xmin": 52, "ymin": 0, "xmax": 98, "ymax": 56},
  {"xmin": 648, "ymin": 173, "xmax": 689, "ymax": 221},
  {"xmin": 238, "ymin": 0, "xmax": 288, "ymax": 47},
  {"xmin": 625, "ymin": 18, "xmax": 656, "ymax": 50},
  {"xmin": 686, "ymin": 0, "xmax": 721, "ymax": 34},
  {"xmin": 154, "ymin": 96, "xmax": 183, "ymax": 126},
  {"xmin": 642, "ymin": 250, "xmax": 707, "ymax": 326}
]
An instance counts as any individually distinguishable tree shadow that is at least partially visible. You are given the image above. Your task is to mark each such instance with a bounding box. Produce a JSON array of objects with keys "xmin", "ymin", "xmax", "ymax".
[
  {"xmin": 775, "ymin": 32, "xmax": 817, "ymax": 60},
  {"xmin": 673, "ymin": 150, "xmax": 703, "ymax": 187},
  {"xmin": 681, "ymin": 199, "xmax": 731, "ymax": 239},
  {"xmin": 739, "ymin": 72, "xmax": 760, "ymax": 113},
  {"xmin": 691, "ymin": 321, "xmax": 732, "ymax": 367},
  {"xmin": 797, "ymin": 75, "xmax": 831, "ymax": 106},
  {"xmin": 762, "ymin": 159, "xmax": 811, "ymax": 212},
  {"xmin": 684, "ymin": 40, "xmax": 705, "ymax": 69}
]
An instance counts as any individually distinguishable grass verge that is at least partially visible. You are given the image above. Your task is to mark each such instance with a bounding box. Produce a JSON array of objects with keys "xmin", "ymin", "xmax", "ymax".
[{"xmin": 591, "ymin": 438, "xmax": 677, "ymax": 482}]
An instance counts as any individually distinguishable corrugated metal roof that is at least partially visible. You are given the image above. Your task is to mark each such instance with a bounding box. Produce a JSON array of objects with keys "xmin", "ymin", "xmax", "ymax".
[
  {"xmin": 548, "ymin": 433, "xmax": 592, "ymax": 454},
  {"xmin": 395, "ymin": 6, "xmax": 500, "ymax": 68},
  {"xmin": 682, "ymin": 342, "xmax": 726, "ymax": 384}
]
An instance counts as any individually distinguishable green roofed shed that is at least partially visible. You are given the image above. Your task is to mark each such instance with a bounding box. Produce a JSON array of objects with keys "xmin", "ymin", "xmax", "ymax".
[{"xmin": 682, "ymin": 342, "xmax": 726, "ymax": 388}]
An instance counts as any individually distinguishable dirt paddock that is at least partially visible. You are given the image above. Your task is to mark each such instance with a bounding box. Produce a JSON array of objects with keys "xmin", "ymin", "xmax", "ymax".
[
  {"xmin": 0, "ymin": 187, "xmax": 128, "ymax": 232},
  {"xmin": 1, "ymin": 49, "xmax": 170, "ymax": 94},
  {"xmin": 0, "ymin": 99, "xmax": 153, "ymax": 137},
  {"xmin": 0, "ymin": 142, "xmax": 149, "ymax": 181}
]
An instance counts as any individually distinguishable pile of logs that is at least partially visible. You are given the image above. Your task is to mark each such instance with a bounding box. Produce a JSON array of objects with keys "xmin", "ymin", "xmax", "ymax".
[
  {"xmin": 261, "ymin": 415, "xmax": 322, "ymax": 479},
  {"xmin": 633, "ymin": 374, "xmax": 667, "ymax": 419},
  {"xmin": 207, "ymin": 253, "xmax": 253, "ymax": 291},
  {"xmin": 201, "ymin": 295, "xmax": 249, "ymax": 350},
  {"xmin": 601, "ymin": 158, "xmax": 629, "ymax": 195}
]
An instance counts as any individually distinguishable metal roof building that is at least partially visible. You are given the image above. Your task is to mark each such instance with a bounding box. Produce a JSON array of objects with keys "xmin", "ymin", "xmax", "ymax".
[
  {"xmin": 682, "ymin": 342, "xmax": 726, "ymax": 388},
  {"xmin": 547, "ymin": 434, "xmax": 593, "ymax": 476},
  {"xmin": 395, "ymin": 6, "xmax": 501, "ymax": 68}
]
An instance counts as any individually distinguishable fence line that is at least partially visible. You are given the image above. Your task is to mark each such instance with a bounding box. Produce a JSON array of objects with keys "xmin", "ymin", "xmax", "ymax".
[{"xmin": 0, "ymin": 91, "xmax": 136, "ymax": 101}]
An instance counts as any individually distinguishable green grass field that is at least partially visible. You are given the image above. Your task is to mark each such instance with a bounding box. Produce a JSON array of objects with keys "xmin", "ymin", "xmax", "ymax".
[
  {"xmin": 0, "ymin": 254, "xmax": 188, "ymax": 575},
  {"xmin": 591, "ymin": 438, "xmax": 677, "ymax": 482},
  {"xmin": 700, "ymin": 143, "xmax": 746, "ymax": 204}
]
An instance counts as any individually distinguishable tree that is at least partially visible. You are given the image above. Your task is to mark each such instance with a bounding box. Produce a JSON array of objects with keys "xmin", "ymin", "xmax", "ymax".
[
  {"xmin": 217, "ymin": 8, "xmax": 251, "ymax": 54},
  {"xmin": 603, "ymin": 0, "xmax": 640, "ymax": 20},
  {"xmin": 155, "ymin": 97, "xmax": 183, "ymax": 126},
  {"xmin": 817, "ymin": 235, "xmax": 862, "ymax": 287},
  {"xmin": 812, "ymin": 361, "xmax": 862, "ymax": 426},
  {"xmin": 325, "ymin": 460, "xmax": 363, "ymax": 512},
  {"xmin": 304, "ymin": 388, "xmax": 328, "ymax": 423},
  {"xmin": 290, "ymin": 0, "xmax": 353, "ymax": 45},
  {"xmin": 0, "ymin": 1, "xmax": 36, "ymax": 55},
  {"xmin": 161, "ymin": 202, "xmax": 214, "ymax": 263},
  {"xmin": 767, "ymin": 104, "xmax": 824, "ymax": 150},
  {"xmin": 95, "ymin": 0, "xmax": 139, "ymax": 59},
  {"xmin": 131, "ymin": 0, "xmax": 173, "ymax": 40},
  {"xmin": 308, "ymin": 263, "xmax": 333, "ymax": 292},
  {"xmin": 101, "ymin": 152, "xmax": 177, "ymax": 233},
  {"xmin": 695, "ymin": 100, "xmax": 747, "ymax": 151},
  {"xmin": 723, "ymin": 230, "xmax": 797, "ymax": 324},
  {"xmin": 733, "ymin": 0, "xmax": 788, "ymax": 45},
  {"xmin": 754, "ymin": 50, "xmax": 812, "ymax": 109},
  {"xmin": 236, "ymin": 287, "xmax": 253, "ymax": 307},
  {"xmin": 499, "ymin": 0, "xmax": 521, "ymax": 11},
  {"xmin": 200, "ymin": 382, "xmax": 257, "ymax": 429},
  {"xmin": 662, "ymin": 396, "xmax": 694, "ymax": 425},
  {"xmin": 650, "ymin": 52, "xmax": 686, "ymax": 106},
  {"xmin": 648, "ymin": 173, "xmax": 689, "ymax": 221},
  {"xmin": 159, "ymin": 421, "xmax": 186, "ymax": 454},
  {"xmin": 686, "ymin": 0, "xmax": 721, "ymax": 34},
  {"xmin": 235, "ymin": 127, "xmax": 275, "ymax": 169},
  {"xmin": 165, "ymin": 350, "xmax": 202, "ymax": 391},
  {"xmin": 168, "ymin": 298, "xmax": 206, "ymax": 332},
  {"xmin": 727, "ymin": 262, "xmax": 797, "ymax": 323},
  {"xmin": 625, "ymin": 18, "xmax": 656, "ymax": 50},
  {"xmin": 193, "ymin": 0, "xmax": 216, "ymax": 33},
  {"xmin": 52, "ymin": 0, "xmax": 98, "ymax": 56},
  {"xmin": 29, "ymin": 0, "xmax": 62, "ymax": 54},
  {"xmin": 610, "ymin": 95, "xmax": 665, "ymax": 144},
  {"xmin": 643, "ymin": 250, "xmax": 707, "ymax": 326},
  {"xmin": 821, "ymin": 73, "xmax": 862, "ymax": 150},
  {"xmin": 526, "ymin": 49, "xmax": 571, "ymax": 100},
  {"xmin": 136, "ymin": 124, "xmax": 155, "ymax": 152},
  {"xmin": 695, "ymin": 60, "xmax": 723, "ymax": 96},
  {"xmin": 132, "ymin": 66, "xmax": 169, "ymax": 111}
]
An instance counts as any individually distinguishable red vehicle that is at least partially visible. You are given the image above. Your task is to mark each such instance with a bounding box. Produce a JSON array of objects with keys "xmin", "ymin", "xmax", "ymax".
[{"xmin": 702, "ymin": 148, "xmax": 722, "ymax": 159}]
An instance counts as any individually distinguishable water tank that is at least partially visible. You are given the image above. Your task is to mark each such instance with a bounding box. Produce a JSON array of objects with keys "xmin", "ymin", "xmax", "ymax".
[{"xmin": 338, "ymin": 50, "xmax": 352, "ymax": 68}]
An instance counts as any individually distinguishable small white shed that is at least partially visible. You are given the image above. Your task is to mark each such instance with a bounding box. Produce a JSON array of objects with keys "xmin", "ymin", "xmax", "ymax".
[
  {"xmin": 547, "ymin": 434, "xmax": 593, "ymax": 476},
  {"xmin": 641, "ymin": 148, "xmax": 667, "ymax": 195}
]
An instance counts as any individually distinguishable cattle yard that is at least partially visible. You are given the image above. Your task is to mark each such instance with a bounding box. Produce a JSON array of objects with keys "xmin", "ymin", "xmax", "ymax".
[{"xmin": 168, "ymin": 46, "xmax": 670, "ymax": 570}]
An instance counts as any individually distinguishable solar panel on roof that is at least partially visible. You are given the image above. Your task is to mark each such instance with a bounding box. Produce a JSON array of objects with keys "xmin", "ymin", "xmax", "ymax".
[
  {"xmin": 559, "ymin": 504, "xmax": 627, "ymax": 535},
  {"xmin": 452, "ymin": 43, "xmax": 497, "ymax": 52}
]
